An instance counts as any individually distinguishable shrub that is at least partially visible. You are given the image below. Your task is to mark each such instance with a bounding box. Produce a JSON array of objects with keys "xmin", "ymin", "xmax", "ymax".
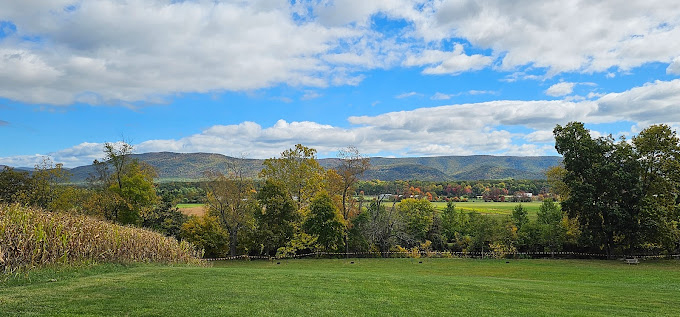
[
  {"xmin": 180, "ymin": 215, "xmax": 228, "ymax": 258},
  {"xmin": 1, "ymin": 204, "xmax": 201, "ymax": 275}
]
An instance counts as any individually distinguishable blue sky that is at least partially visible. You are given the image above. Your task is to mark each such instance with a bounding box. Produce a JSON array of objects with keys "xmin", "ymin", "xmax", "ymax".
[{"xmin": 1, "ymin": 0, "xmax": 680, "ymax": 167}]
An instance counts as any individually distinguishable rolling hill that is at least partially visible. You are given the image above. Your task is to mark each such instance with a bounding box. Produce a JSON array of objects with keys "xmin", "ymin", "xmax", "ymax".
[{"xmin": 60, "ymin": 152, "xmax": 561, "ymax": 182}]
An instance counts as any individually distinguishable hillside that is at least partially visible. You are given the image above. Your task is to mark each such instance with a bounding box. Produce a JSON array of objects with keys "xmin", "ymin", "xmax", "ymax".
[{"xmin": 61, "ymin": 152, "xmax": 560, "ymax": 182}]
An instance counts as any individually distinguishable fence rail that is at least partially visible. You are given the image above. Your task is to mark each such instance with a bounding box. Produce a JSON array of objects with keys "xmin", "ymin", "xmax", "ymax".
[{"xmin": 204, "ymin": 251, "xmax": 680, "ymax": 261}]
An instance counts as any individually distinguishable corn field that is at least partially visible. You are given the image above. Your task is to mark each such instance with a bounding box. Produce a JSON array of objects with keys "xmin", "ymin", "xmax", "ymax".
[{"xmin": 1, "ymin": 204, "xmax": 201, "ymax": 274}]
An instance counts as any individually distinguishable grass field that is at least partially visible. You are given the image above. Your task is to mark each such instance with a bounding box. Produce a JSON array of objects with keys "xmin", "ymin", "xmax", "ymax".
[
  {"xmin": 432, "ymin": 200, "xmax": 545, "ymax": 216},
  {"xmin": 176, "ymin": 203, "xmax": 206, "ymax": 217},
  {"xmin": 2, "ymin": 258, "xmax": 679, "ymax": 316},
  {"xmin": 176, "ymin": 201, "xmax": 545, "ymax": 218}
]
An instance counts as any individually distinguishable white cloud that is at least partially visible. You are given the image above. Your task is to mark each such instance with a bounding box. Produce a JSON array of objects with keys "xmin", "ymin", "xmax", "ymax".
[
  {"xmin": 0, "ymin": 1, "xmax": 374, "ymax": 105},
  {"xmin": 668, "ymin": 56, "xmax": 680, "ymax": 75},
  {"xmin": 525, "ymin": 130, "xmax": 555, "ymax": 143},
  {"xmin": 4, "ymin": 79, "xmax": 680, "ymax": 168},
  {"xmin": 431, "ymin": 92, "xmax": 452, "ymax": 100},
  {"xmin": 395, "ymin": 91, "xmax": 419, "ymax": 99},
  {"xmin": 1, "ymin": 1, "xmax": 679, "ymax": 105},
  {"xmin": 545, "ymin": 82, "xmax": 575, "ymax": 97},
  {"xmin": 301, "ymin": 91, "xmax": 323, "ymax": 101},
  {"xmin": 468, "ymin": 90, "xmax": 496, "ymax": 95},
  {"xmin": 429, "ymin": 0, "xmax": 680, "ymax": 74},
  {"xmin": 594, "ymin": 79, "xmax": 680, "ymax": 125},
  {"xmin": 404, "ymin": 44, "xmax": 493, "ymax": 75}
]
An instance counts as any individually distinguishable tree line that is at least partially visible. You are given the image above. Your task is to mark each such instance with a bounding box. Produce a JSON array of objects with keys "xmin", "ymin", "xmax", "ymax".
[{"xmin": 2, "ymin": 122, "xmax": 678, "ymax": 258}]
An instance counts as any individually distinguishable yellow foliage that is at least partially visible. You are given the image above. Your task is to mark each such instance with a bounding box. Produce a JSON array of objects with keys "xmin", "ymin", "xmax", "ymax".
[{"xmin": 1, "ymin": 204, "xmax": 201, "ymax": 275}]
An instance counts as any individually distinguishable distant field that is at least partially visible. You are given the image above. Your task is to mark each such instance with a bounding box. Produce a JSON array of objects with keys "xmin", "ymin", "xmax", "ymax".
[
  {"xmin": 177, "ymin": 201, "xmax": 546, "ymax": 218},
  {"xmin": 432, "ymin": 200, "xmax": 545, "ymax": 216},
  {"xmin": 176, "ymin": 203, "xmax": 206, "ymax": 217},
  {"xmin": 2, "ymin": 259, "xmax": 679, "ymax": 316}
]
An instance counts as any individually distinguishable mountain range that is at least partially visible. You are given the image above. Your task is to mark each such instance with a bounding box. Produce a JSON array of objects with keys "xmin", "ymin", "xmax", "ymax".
[{"xmin": 49, "ymin": 152, "xmax": 561, "ymax": 182}]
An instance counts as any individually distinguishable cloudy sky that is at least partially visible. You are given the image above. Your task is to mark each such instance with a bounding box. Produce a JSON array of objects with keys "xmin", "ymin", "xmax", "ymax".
[{"xmin": 1, "ymin": 0, "xmax": 680, "ymax": 168}]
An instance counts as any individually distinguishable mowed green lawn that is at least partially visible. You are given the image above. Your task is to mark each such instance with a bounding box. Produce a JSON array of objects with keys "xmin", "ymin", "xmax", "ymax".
[
  {"xmin": 433, "ymin": 200, "xmax": 545, "ymax": 216},
  {"xmin": 2, "ymin": 258, "xmax": 679, "ymax": 316}
]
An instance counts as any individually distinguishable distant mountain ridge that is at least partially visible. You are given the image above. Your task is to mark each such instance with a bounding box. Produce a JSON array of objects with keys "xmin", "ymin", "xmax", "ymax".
[{"xmin": 58, "ymin": 152, "xmax": 561, "ymax": 182}]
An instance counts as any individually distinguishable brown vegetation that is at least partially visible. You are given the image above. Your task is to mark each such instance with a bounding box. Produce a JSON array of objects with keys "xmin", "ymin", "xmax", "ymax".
[
  {"xmin": 180, "ymin": 206, "xmax": 206, "ymax": 217},
  {"xmin": 1, "ymin": 204, "xmax": 201, "ymax": 275}
]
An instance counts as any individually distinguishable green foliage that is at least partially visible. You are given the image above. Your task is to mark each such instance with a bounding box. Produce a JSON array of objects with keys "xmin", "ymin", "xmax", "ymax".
[
  {"xmin": 303, "ymin": 192, "xmax": 344, "ymax": 251},
  {"xmin": 255, "ymin": 180, "xmax": 298, "ymax": 255},
  {"xmin": 0, "ymin": 166, "xmax": 31, "ymax": 204},
  {"xmin": 397, "ymin": 198, "xmax": 436, "ymax": 244},
  {"xmin": 511, "ymin": 204, "xmax": 529, "ymax": 229},
  {"xmin": 180, "ymin": 215, "xmax": 228, "ymax": 258},
  {"xmin": 0, "ymin": 160, "xmax": 71, "ymax": 209},
  {"xmin": 141, "ymin": 196, "xmax": 188, "ymax": 241},
  {"xmin": 259, "ymin": 144, "xmax": 325, "ymax": 208},
  {"xmin": 275, "ymin": 232, "xmax": 317, "ymax": 258},
  {"xmin": 205, "ymin": 169, "xmax": 256, "ymax": 256},
  {"xmin": 632, "ymin": 124, "xmax": 680, "ymax": 253},
  {"xmin": 554, "ymin": 122, "xmax": 680, "ymax": 256},
  {"xmin": 361, "ymin": 199, "xmax": 401, "ymax": 255},
  {"xmin": 84, "ymin": 143, "xmax": 160, "ymax": 225},
  {"xmin": 108, "ymin": 160, "xmax": 158, "ymax": 225},
  {"xmin": 535, "ymin": 199, "xmax": 567, "ymax": 252}
]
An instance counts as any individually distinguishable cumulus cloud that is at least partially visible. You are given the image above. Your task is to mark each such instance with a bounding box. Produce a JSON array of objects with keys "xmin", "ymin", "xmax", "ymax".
[
  {"xmin": 430, "ymin": 0, "xmax": 680, "ymax": 74},
  {"xmin": 668, "ymin": 57, "xmax": 680, "ymax": 75},
  {"xmin": 0, "ymin": 1, "xmax": 375, "ymax": 105},
  {"xmin": 545, "ymin": 82, "xmax": 576, "ymax": 96},
  {"xmin": 403, "ymin": 44, "xmax": 493, "ymax": 74},
  {"xmin": 545, "ymin": 82, "xmax": 574, "ymax": 97},
  {"xmin": 4, "ymin": 79, "xmax": 680, "ymax": 168},
  {"xmin": 1, "ymin": 1, "xmax": 679, "ymax": 105},
  {"xmin": 524, "ymin": 130, "xmax": 555, "ymax": 143},
  {"xmin": 594, "ymin": 79, "xmax": 680, "ymax": 125}
]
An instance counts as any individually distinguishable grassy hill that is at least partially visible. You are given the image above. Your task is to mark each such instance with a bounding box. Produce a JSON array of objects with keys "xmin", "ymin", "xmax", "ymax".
[{"xmin": 62, "ymin": 152, "xmax": 561, "ymax": 182}]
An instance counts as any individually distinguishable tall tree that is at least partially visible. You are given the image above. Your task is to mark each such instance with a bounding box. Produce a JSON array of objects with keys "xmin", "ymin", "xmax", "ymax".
[
  {"xmin": 632, "ymin": 124, "xmax": 680, "ymax": 252},
  {"xmin": 29, "ymin": 158, "xmax": 71, "ymax": 209},
  {"xmin": 303, "ymin": 192, "xmax": 345, "ymax": 252},
  {"xmin": 255, "ymin": 180, "xmax": 299, "ymax": 256},
  {"xmin": 397, "ymin": 198, "xmax": 435, "ymax": 246},
  {"xmin": 89, "ymin": 142, "xmax": 158, "ymax": 225},
  {"xmin": 536, "ymin": 199, "xmax": 567, "ymax": 253},
  {"xmin": 104, "ymin": 141, "xmax": 134, "ymax": 192},
  {"xmin": 511, "ymin": 203, "xmax": 529, "ymax": 230},
  {"xmin": 259, "ymin": 144, "xmax": 324, "ymax": 209},
  {"xmin": 554, "ymin": 122, "xmax": 640, "ymax": 257},
  {"xmin": 205, "ymin": 164, "xmax": 256, "ymax": 256},
  {"xmin": 336, "ymin": 146, "xmax": 370, "ymax": 254},
  {"xmin": 362, "ymin": 197, "xmax": 402, "ymax": 256}
]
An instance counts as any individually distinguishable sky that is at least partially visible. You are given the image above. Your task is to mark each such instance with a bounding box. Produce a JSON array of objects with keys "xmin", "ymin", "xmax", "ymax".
[{"xmin": 1, "ymin": 0, "xmax": 680, "ymax": 168}]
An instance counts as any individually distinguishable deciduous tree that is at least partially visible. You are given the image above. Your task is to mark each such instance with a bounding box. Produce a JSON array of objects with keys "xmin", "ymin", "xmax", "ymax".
[
  {"xmin": 303, "ymin": 192, "xmax": 344, "ymax": 251},
  {"xmin": 205, "ymin": 164, "xmax": 256, "ymax": 256},
  {"xmin": 259, "ymin": 144, "xmax": 324, "ymax": 209}
]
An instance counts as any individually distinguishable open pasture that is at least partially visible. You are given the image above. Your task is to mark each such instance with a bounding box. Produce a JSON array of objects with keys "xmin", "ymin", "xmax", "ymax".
[
  {"xmin": 432, "ymin": 200, "xmax": 545, "ymax": 216},
  {"xmin": 2, "ymin": 258, "xmax": 678, "ymax": 316}
]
